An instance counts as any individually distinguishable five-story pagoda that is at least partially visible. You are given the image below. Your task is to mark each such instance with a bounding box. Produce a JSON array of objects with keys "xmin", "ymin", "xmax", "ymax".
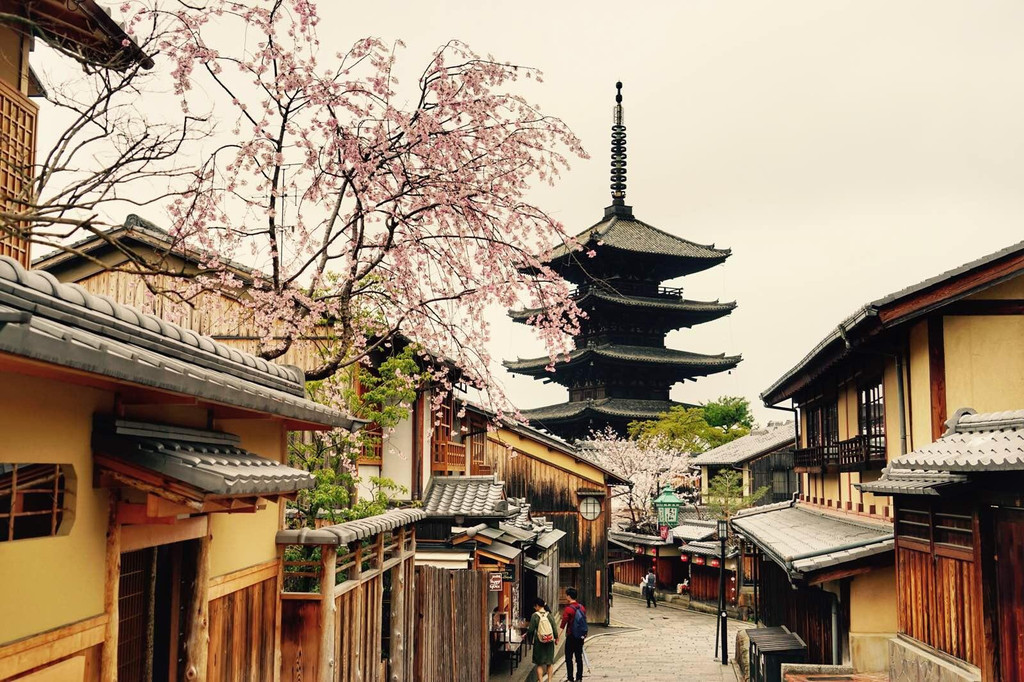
[{"xmin": 505, "ymin": 83, "xmax": 741, "ymax": 441}]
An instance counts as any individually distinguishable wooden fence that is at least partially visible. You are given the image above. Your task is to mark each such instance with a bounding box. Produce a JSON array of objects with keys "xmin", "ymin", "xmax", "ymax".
[
  {"xmin": 414, "ymin": 566, "xmax": 489, "ymax": 682},
  {"xmin": 278, "ymin": 511, "xmax": 421, "ymax": 682}
]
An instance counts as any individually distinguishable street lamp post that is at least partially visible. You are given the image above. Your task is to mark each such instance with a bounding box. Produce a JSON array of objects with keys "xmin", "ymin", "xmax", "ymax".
[{"xmin": 717, "ymin": 518, "xmax": 729, "ymax": 665}]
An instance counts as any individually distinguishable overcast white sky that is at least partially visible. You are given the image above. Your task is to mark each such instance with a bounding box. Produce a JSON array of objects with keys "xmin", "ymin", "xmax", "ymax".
[{"xmin": 94, "ymin": 1, "xmax": 1024, "ymax": 423}]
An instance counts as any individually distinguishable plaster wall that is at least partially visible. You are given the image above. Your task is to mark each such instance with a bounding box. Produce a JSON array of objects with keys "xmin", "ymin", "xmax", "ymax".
[
  {"xmin": 849, "ymin": 565, "xmax": 897, "ymax": 673},
  {"xmin": 381, "ymin": 414, "xmax": 414, "ymax": 497},
  {"xmin": 907, "ymin": 321, "xmax": 931, "ymax": 452},
  {"xmin": 943, "ymin": 314, "xmax": 1024, "ymax": 415},
  {"xmin": 0, "ymin": 373, "xmax": 112, "ymax": 644}
]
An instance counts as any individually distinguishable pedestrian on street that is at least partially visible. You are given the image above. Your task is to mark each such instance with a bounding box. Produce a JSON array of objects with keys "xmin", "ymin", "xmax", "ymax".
[
  {"xmin": 560, "ymin": 587, "xmax": 588, "ymax": 681},
  {"xmin": 527, "ymin": 597, "xmax": 559, "ymax": 682},
  {"xmin": 644, "ymin": 568, "xmax": 657, "ymax": 608}
]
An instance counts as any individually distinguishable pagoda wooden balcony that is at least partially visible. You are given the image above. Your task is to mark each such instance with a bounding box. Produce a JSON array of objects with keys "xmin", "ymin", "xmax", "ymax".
[
  {"xmin": 572, "ymin": 281, "xmax": 684, "ymax": 300},
  {"xmin": 837, "ymin": 434, "xmax": 887, "ymax": 472},
  {"xmin": 431, "ymin": 440, "xmax": 467, "ymax": 474},
  {"xmin": 793, "ymin": 444, "xmax": 838, "ymax": 472}
]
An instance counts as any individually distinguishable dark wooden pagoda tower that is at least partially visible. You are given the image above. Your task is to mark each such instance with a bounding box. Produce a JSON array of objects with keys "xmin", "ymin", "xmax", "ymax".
[{"xmin": 505, "ymin": 83, "xmax": 740, "ymax": 441}]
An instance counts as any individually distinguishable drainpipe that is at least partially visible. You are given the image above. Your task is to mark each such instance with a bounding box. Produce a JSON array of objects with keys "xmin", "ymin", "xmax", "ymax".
[{"xmin": 831, "ymin": 591, "xmax": 841, "ymax": 665}]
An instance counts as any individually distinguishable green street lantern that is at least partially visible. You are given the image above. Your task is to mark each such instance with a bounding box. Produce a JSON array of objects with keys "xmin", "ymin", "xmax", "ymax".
[{"xmin": 653, "ymin": 485, "xmax": 683, "ymax": 539}]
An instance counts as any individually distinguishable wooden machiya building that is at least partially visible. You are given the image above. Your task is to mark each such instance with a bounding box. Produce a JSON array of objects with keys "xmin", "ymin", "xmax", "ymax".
[
  {"xmin": 743, "ymin": 238, "xmax": 1024, "ymax": 675},
  {"xmin": 860, "ymin": 408, "xmax": 1024, "ymax": 682},
  {"xmin": 690, "ymin": 421, "xmax": 798, "ymax": 507},
  {"xmin": 504, "ymin": 83, "xmax": 740, "ymax": 442},
  {"xmin": 0, "ymin": 255, "xmax": 362, "ymax": 681}
]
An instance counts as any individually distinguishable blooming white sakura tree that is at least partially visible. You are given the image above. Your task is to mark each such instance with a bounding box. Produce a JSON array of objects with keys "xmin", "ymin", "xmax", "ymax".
[
  {"xmin": 580, "ymin": 428, "xmax": 698, "ymax": 532},
  {"xmin": 19, "ymin": 0, "xmax": 588, "ymax": 412}
]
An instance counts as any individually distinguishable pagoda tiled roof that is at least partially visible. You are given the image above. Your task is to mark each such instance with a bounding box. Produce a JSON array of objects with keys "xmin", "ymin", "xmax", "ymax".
[
  {"xmin": 520, "ymin": 398, "xmax": 683, "ymax": 424},
  {"xmin": 509, "ymin": 290, "xmax": 735, "ymax": 323},
  {"xmin": 544, "ymin": 215, "xmax": 730, "ymax": 264},
  {"xmin": 504, "ymin": 344, "xmax": 740, "ymax": 377}
]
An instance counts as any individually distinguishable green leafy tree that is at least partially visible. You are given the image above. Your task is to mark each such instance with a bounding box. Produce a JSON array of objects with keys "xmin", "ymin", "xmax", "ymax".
[
  {"xmin": 703, "ymin": 469, "xmax": 768, "ymax": 522},
  {"xmin": 628, "ymin": 396, "xmax": 755, "ymax": 454}
]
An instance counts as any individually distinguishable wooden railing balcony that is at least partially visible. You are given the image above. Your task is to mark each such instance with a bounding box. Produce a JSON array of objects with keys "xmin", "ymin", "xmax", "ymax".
[
  {"xmin": 837, "ymin": 434, "xmax": 887, "ymax": 471},
  {"xmin": 430, "ymin": 440, "xmax": 466, "ymax": 473},
  {"xmin": 469, "ymin": 439, "xmax": 491, "ymax": 476},
  {"xmin": 572, "ymin": 281, "xmax": 684, "ymax": 300},
  {"xmin": 793, "ymin": 444, "xmax": 838, "ymax": 471}
]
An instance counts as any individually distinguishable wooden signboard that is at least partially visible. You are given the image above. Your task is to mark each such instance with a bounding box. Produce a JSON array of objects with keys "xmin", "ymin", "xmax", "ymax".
[{"xmin": 488, "ymin": 572, "xmax": 503, "ymax": 592}]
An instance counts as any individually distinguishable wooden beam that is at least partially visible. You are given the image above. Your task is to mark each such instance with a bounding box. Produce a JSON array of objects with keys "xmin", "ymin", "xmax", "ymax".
[
  {"xmin": 319, "ymin": 545, "xmax": 338, "ymax": 682},
  {"xmin": 207, "ymin": 559, "xmax": 280, "ymax": 601},
  {"xmin": 390, "ymin": 529, "xmax": 406, "ymax": 682},
  {"xmin": 943, "ymin": 299, "xmax": 1024, "ymax": 316},
  {"xmin": 120, "ymin": 516, "xmax": 208, "ymax": 553},
  {"xmin": 0, "ymin": 615, "xmax": 106, "ymax": 680},
  {"xmin": 975, "ymin": 508, "xmax": 998, "ymax": 681},
  {"xmin": 100, "ymin": 496, "xmax": 120, "ymax": 682},
  {"xmin": 115, "ymin": 502, "xmax": 178, "ymax": 525},
  {"xmin": 183, "ymin": 527, "xmax": 211, "ymax": 681},
  {"xmin": 928, "ymin": 317, "xmax": 947, "ymax": 442}
]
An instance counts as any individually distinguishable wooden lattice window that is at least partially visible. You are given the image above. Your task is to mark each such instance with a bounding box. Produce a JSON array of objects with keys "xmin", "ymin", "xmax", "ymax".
[
  {"xmin": 804, "ymin": 400, "xmax": 839, "ymax": 447},
  {"xmin": 897, "ymin": 501, "xmax": 974, "ymax": 557},
  {"xmin": 858, "ymin": 379, "xmax": 886, "ymax": 452},
  {"xmin": 0, "ymin": 78, "xmax": 38, "ymax": 268},
  {"xmin": 0, "ymin": 463, "xmax": 68, "ymax": 542}
]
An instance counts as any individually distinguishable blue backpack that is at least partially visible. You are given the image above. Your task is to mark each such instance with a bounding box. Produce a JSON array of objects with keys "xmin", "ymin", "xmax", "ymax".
[{"xmin": 569, "ymin": 603, "xmax": 588, "ymax": 639}]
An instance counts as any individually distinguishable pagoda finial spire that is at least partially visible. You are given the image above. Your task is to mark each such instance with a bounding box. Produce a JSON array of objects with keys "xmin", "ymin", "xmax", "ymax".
[{"xmin": 610, "ymin": 81, "xmax": 627, "ymax": 207}]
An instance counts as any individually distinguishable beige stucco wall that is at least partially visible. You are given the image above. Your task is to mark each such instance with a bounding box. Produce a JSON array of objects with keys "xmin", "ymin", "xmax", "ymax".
[
  {"xmin": 944, "ymin": 314, "xmax": 1024, "ymax": 415},
  {"xmin": 969, "ymin": 273, "xmax": 1024, "ymax": 300},
  {"xmin": 907, "ymin": 321, "xmax": 931, "ymax": 452},
  {"xmin": 209, "ymin": 418, "xmax": 287, "ymax": 578},
  {"xmin": 0, "ymin": 374, "xmax": 112, "ymax": 644},
  {"xmin": 849, "ymin": 565, "xmax": 898, "ymax": 672}
]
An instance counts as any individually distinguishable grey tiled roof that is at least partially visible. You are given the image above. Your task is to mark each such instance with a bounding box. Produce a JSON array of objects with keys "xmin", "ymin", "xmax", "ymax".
[
  {"xmin": 522, "ymin": 398, "xmax": 684, "ymax": 424},
  {"xmin": 535, "ymin": 528, "xmax": 566, "ymax": 550},
  {"xmin": 762, "ymin": 240, "xmax": 1024, "ymax": 405},
  {"xmin": 524, "ymin": 557, "xmax": 552, "ymax": 577},
  {"xmin": 422, "ymin": 475, "xmax": 517, "ymax": 519},
  {"xmin": 544, "ymin": 216, "xmax": 731, "ymax": 263},
  {"xmin": 857, "ymin": 470, "xmax": 969, "ymax": 496},
  {"xmin": 671, "ymin": 519, "xmax": 718, "ymax": 542},
  {"xmin": 0, "ymin": 256, "xmax": 357, "ymax": 429},
  {"xmin": 609, "ymin": 530, "xmax": 672, "ymax": 547},
  {"xmin": 891, "ymin": 408, "xmax": 1024, "ymax": 471},
  {"xmin": 732, "ymin": 501, "xmax": 893, "ymax": 578},
  {"xmin": 510, "ymin": 291, "xmax": 734, "ymax": 322},
  {"xmin": 691, "ymin": 422, "xmax": 795, "ymax": 466},
  {"xmin": 93, "ymin": 419, "xmax": 315, "ymax": 497},
  {"xmin": 505, "ymin": 344, "xmax": 741, "ymax": 376},
  {"xmin": 479, "ymin": 540, "xmax": 522, "ymax": 562},
  {"xmin": 682, "ymin": 540, "xmax": 738, "ymax": 559},
  {"xmin": 276, "ymin": 508, "xmax": 426, "ymax": 546}
]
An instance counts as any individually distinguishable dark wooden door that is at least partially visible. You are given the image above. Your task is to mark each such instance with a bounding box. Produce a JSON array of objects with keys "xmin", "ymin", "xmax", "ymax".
[{"xmin": 996, "ymin": 509, "xmax": 1024, "ymax": 682}]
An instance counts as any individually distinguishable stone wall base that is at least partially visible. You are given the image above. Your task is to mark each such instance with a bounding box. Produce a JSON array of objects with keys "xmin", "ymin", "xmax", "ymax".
[
  {"xmin": 851, "ymin": 631, "xmax": 894, "ymax": 672},
  {"xmin": 888, "ymin": 636, "xmax": 981, "ymax": 682}
]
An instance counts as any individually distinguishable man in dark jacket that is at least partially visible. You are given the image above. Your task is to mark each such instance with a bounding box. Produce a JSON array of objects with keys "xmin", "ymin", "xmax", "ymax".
[
  {"xmin": 644, "ymin": 569, "xmax": 657, "ymax": 608},
  {"xmin": 560, "ymin": 587, "xmax": 586, "ymax": 682}
]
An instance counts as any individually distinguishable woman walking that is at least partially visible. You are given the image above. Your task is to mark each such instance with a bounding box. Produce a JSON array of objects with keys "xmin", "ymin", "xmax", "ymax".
[{"xmin": 527, "ymin": 597, "xmax": 560, "ymax": 682}]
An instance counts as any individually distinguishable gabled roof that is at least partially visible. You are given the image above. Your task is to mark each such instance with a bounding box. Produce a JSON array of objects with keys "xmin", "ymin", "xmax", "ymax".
[
  {"xmin": 682, "ymin": 540, "xmax": 738, "ymax": 559},
  {"xmin": 422, "ymin": 475, "xmax": 518, "ymax": 519},
  {"xmin": 859, "ymin": 409, "xmax": 1024, "ymax": 491},
  {"xmin": 93, "ymin": 418, "xmax": 314, "ymax": 498},
  {"xmin": 505, "ymin": 344, "xmax": 740, "ymax": 377},
  {"xmin": 0, "ymin": 256, "xmax": 356, "ymax": 429},
  {"xmin": 762, "ymin": 239, "xmax": 1024, "ymax": 405},
  {"xmin": 732, "ymin": 500, "xmax": 893, "ymax": 580},
  {"xmin": 691, "ymin": 422, "xmax": 795, "ymax": 466}
]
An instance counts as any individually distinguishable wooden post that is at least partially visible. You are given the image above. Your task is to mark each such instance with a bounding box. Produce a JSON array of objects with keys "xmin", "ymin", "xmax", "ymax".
[
  {"xmin": 184, "ymin": 527, "xmax": 212, "ymax": 681},
  {"xmin": 319, "ymin": 545, "xmax": 338, "ymax": 682},
  {"xmin": 101, "ymin": 495, "xmax": 121, "ymax": 681},
  {"xmin": 389, "ymin": 529, "xmax": 406, "ymax": 682},
  {"xmin": 274, "ymin": 547, "xmax": 285, "ymax": 682}
]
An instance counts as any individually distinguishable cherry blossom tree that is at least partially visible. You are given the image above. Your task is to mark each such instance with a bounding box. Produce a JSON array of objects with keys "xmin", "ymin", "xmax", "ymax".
[
  {"xmin": 581, "ymin": 428, "xmax": 698, "ymax": 532},
  {"xmin": 22, "ymin": 0, "xmax": 588, "ymax": 413}
]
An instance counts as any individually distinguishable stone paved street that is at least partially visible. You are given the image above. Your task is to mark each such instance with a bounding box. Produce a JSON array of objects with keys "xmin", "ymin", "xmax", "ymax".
[{"xmin": 557, "ymin": 596, "xmax": 750, "ymax": 682}]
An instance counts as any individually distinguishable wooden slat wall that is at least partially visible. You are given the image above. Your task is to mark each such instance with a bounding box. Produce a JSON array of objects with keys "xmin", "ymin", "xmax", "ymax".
[
  {"xmin": 758, "ymin": 559, "xmax": 833, "ymax": 664},
  {"xmin": 488, "ymin": 445, "xmax": 609, "ymax": 623},
  {"xmin": 281, "ymin": 599, "xmax": 321, "ymax": 681},
  {"xmin": 690, "ymin": 565, "xmax": 736, "ymax": 604},
  {"xmin": 208, "ymin": 576, "xmax": 278, "ymax": 682},
  {"xmin": 897, "ymin": 546, "xmax": 978, "ymax": 666},
  {"xmin": 614, "ymin": 556, "xmax": 650, "ymax": 589},
  {"xmin": 413, "ymin": 566, "xmax": 488, "ymax": 682}
]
